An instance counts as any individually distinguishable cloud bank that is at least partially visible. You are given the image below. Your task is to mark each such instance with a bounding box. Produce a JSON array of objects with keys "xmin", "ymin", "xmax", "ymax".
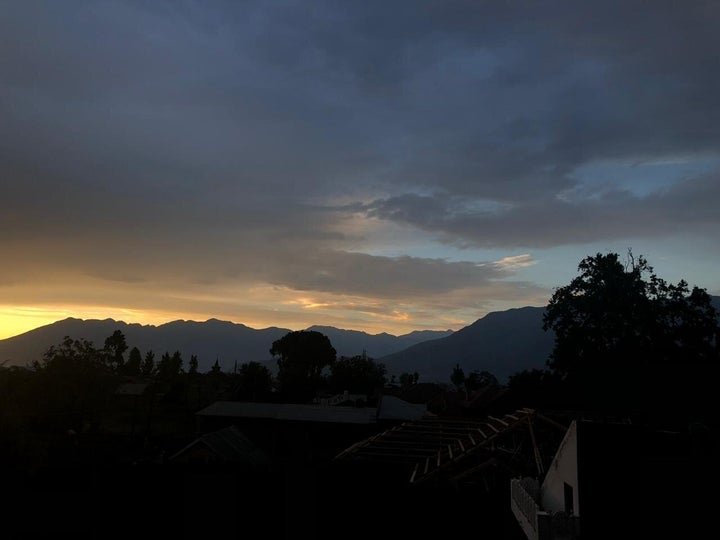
[{"xmin": 1, "ymin": 1, "xmax": 718, "ymax": 334}]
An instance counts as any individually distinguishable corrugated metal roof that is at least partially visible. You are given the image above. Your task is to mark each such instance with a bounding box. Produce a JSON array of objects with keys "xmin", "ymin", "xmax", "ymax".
[{"xmin": 196, "ymin": 401, "xmax": 378, "ymax": 424}]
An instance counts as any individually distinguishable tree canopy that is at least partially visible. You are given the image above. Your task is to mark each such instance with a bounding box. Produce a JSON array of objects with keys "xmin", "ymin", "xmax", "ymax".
[
  {"xmin": 156, "ymin": 350, "xmax": 184, "ymax": 380},
  {"xmin": 103, "ymin": 329, "xmax": 128, "ymax": 372},
  {"xmin": 31, "ymin": 335, "xmax": 117, "ymax": 431},
  {"xmin": 232, "ymin": 361, "xmax": 273, "ymax": 401},
  {"xmin": 329, "ymin": 353, "xmax": 386, "ymax": 395},
  {"xmin": 542, "ymin": 251, "xmax": 719, "ymax": 420},
  {"xmin": 544, "ymin": 252, "xmax": 718, "ymax": 373},
  {"xmin": 450, "ymin": 364, "xmax": 465, "ymax": 390},
  {"xmin": 125, "ymin": 346, "xmax": 142, "ymax": 376},
  {"xmin": 270, "ymin": 330, "xmax": 336, "ymax": 402}
]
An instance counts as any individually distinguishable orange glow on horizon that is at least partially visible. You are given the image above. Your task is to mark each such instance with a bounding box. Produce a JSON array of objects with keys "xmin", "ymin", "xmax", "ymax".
[
  {"xmin": 0, "ymin": 306, "xmax": 202, "ymax": 341},
  {"xmin": 0, "ymin": 303, "xmax": 465, "ymax": 341}
]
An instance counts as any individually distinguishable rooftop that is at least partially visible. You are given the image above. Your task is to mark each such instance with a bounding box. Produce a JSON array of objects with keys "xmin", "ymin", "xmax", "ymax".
[{"xmin": 196, "ymin": 401, "xmax": 379, "ymax": 424}]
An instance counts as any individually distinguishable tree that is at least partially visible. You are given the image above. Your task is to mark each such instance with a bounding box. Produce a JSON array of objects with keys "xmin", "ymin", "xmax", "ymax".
[
  {"xmin": 32, "ymin": 336, "xmax": 116, "ymax": 430},
  {"xmin": 233, "ymin": 361, "xmax": 273, "ymax": 401},
  {"xmin": 188, "ymin": 354, "xmax": 199, "ymax": 376},
  {"xmin": 450, "ymin": 364, "xmax": 465, "ymax": 391},
  {"xmin": 464, "ymin": 370, "xmax": 498, "ymax": 392},
  {"xmin": 141, "ymin": 350, "xmax": 155, "ymax": 377},
  {"xmin": 399, "ymin": 372, "xmax": 414, "ymax": 387},
  {"xmin": 270, "ymin": 330, "xmax": 336, "ymax": 402},
  {"xmin": 125, "ymin": 346, "xmax": 142, "ymax": 376},
  {"xmin": 451, "ymin": 366, "xmax": 497, "ymax": 398},
  {"xmin": 103, "ymin": 330, "xmax": 128, "ymax": 372},
  {"xmin": 544, "ymin": 252, "xmax": 718, "ymax": 372},
  {"xmin": 156, "ymin": 350, "xmax": 183, "ymax": 380},
  {"xmin": 211, "ymin": 358, "xmax": 222, "ymax": 374},
  {"xmin": 330, "ymin": 354, "xmax": 387, "ymax": 395},
  {"xmin": 543, "ymin": 251, "xmax": 719, "ymax": 416}
]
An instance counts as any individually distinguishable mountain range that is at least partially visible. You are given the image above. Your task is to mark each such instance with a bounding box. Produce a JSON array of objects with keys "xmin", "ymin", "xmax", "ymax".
[
  {"xmin": 3, "ymin": 295, "xmax": 718, "ymax": 383},
  {"xmin": 0, "ymin": 317, "xmax": 453, "ymax": 375}
]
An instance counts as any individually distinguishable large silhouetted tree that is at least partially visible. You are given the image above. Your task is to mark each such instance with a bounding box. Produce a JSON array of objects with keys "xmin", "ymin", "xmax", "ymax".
[
  {"xmin": 543, "ymin": 251, "xmax": 719, "ymax": 419},
  {"xmin": 544, "ymin": 252, "xmax": 718, "ymax": 372},
  {"xmin": 32, "ymin": 336, "xmax": 116, "ymax": 430},
  {"xmin": 271, "ymin": 330, "xmax": 336, "ymax": 402}
]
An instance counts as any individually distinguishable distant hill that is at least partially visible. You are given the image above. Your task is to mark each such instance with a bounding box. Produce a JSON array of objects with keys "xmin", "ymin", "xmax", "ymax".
[
  {"xmin": 0, "ymin": 318, "xmax": 452, "ymax": 373},
  {"xmin": 380, "ymin": 306, "xmax": 554, "ymax": 384}
]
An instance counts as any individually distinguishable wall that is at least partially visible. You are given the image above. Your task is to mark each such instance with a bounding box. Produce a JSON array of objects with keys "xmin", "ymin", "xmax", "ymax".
[{"xmin": 540, "ymin": 420, "xmax": 579, "ymax": 517}]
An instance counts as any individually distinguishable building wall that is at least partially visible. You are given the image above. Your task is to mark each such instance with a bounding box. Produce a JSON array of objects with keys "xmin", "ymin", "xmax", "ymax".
[{"xmin": 540, "ymin": 420, "xmax": 579, "ymax": 517}]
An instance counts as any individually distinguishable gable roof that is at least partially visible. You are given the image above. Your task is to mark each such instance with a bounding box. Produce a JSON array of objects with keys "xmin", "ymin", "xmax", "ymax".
[{"xmin": 169, "ymin": 425, "xmax": 270, "ymax": 466}]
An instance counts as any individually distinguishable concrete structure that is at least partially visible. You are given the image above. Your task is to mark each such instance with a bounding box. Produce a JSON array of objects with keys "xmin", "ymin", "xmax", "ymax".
[
  {"xmin": 539, "ymin": 420, "xmax": 579, "ymax": 520},
  {"xmin": 510, "ymin": 419, "xmax": 712, "ymax": 539}
]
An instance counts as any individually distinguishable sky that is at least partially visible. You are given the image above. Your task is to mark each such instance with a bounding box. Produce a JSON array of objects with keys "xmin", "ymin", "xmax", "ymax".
[{"xmin": 2, "ymin": 0, "xmax": 719, "ymax": 340}]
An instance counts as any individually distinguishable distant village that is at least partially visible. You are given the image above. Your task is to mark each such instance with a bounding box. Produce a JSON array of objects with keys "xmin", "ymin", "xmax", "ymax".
[{"xmin": 1, "ymin": 253, "xmax": 718, "ymax": 539}]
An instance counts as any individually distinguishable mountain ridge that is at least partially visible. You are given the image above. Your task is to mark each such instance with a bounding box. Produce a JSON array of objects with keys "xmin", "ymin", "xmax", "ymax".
[
  {"xmin": 3, "ymin": 295, "xmax": 718, "ymax": 380},
  {"xmin": 0, "ymin": 317, "xmax": 456, "ymax": 373}
]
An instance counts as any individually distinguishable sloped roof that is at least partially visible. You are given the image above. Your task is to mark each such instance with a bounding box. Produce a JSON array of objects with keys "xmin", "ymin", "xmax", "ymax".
[
  {"xmin": 196, "ymin": 401, "xmax": 378, "ymax": 424},
  {"xmin": 169, "ymin": 425, "xmax": 270, "ymax": 466},
  {"xmin": 377, "ymin": 395, "xmax": 430, "ymax": 421}
]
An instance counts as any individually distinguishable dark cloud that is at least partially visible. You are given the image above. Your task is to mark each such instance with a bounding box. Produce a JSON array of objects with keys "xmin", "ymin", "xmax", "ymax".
[
  {"xmin": 1, "ymin": 1, "xmax": 718, "ymax": 327},
  {"xmin": 360, "ymin": 169, "xmax": 720, "ymax": 248}
]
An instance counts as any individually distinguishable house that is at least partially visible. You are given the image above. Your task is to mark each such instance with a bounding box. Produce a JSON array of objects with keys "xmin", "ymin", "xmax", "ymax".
[{"xmin": 510, "ymin": 419, "xmax": 715, "ymax": 539}]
